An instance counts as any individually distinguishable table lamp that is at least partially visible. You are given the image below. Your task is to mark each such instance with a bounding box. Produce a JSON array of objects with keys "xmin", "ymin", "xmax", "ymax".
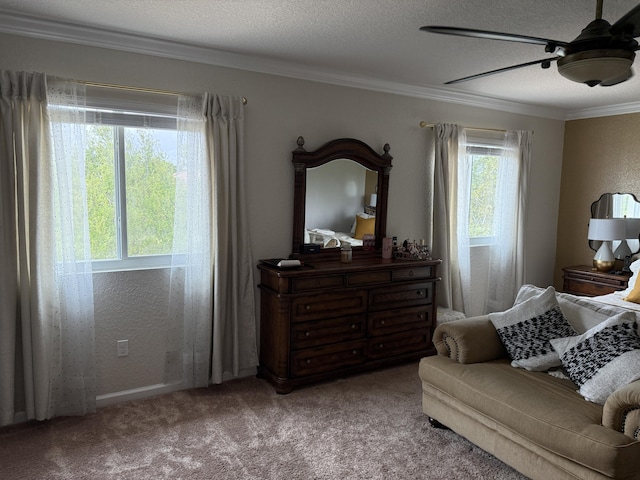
[{"xmin": 588, "ymin": 218, "xmax": 626, "ymax": 272}]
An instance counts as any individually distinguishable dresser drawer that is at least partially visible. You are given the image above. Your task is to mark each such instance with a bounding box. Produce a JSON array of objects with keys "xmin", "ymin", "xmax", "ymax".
[
  {"xmin": 368, "ymin": 306, "xmax": 431, "ymax": 336},
  {"xmin": 291, "ymin": 340, "xmax": 367, "ymax": 377},
  {"xmin": 291, "ymin": 315, "xmax": 366, "ymax": 349},
  {"xmin": 563, "ymin": 279, "xmax": 620, "ymax": 297},
  {"xmin": 347, "ymin": 270, "xmax": 392, "ymax": 286},
  {"xmin": 392, "ymin": 266, "xmax": 433, "ymax": 281},
  {"xmin": 292, "ymin": 289, "xmax": 367, "ymax": 322},
  {"xmin": 367, "ymin": 330, "xmax": 430, "ymax": 360},
  {"xmin": 369, "ymin": 283, "xmax": 432, "ymax": 311},
  {"xmin": 293, "ymin": 274, "xmax": 344, "ymax": 292},
  {"xmin": 564, "ymin": 270, "xmax": 627, "ymax": 287}
]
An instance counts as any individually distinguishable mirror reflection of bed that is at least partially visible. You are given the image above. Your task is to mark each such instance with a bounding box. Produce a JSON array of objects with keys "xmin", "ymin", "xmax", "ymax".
[{"xmin": 305, "ymin": 159, "xmax": 378, "ymax": 248}]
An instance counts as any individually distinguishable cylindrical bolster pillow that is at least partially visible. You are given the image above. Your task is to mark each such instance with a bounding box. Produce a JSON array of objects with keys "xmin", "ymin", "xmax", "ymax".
[
  {"xmin": 434, "ymin": 315, "xmax": 507, "ymax": 364},
  {"xmin": 603, "ymin": 379, "xmax": 640, "ymax": 440}
]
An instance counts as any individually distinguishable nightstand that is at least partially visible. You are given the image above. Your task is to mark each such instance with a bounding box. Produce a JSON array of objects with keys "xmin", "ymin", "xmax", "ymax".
[{"xmin": 562, "ymin": 265, "xmax": 631, "ymax": 297}]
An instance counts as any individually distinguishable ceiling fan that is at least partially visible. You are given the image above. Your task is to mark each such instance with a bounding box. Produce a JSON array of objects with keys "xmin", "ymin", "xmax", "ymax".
[{"xmin": 421, "ymin": 0, "xmax": 640, "ymax": 87}]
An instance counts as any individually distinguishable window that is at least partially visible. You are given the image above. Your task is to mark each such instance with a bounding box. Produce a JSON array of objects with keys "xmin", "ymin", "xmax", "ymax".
[
  {"xmin": 56, "ymin": 88, "xmax": 183, "ymax": 271},
  {"xmin": 465, "ymin": 136, "xmax": 504, "ymax": 246}
]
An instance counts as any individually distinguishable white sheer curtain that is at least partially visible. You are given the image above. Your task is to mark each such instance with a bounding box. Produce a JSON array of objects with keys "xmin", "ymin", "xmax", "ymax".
[
  {"xmin": 484, "ymin": 130, "xmax": 532, "ymax": 313},
  {"xmin": 166, "ymin": 94, "xmax": 212, "ymax": 388},
  {"xmin": 432, "ymin": 125, "xmax": 531, "ymax": 316},
  {"xmin": 0, "ymin": 71, "xmax": 95, "ymax": 426},
  {"xmin": 431, "ymin": 123, "xmax": 470, "ymax": 314},
  {"xmin": 166, "ymin": 93, "xmax": 257, "ymax": 388}
]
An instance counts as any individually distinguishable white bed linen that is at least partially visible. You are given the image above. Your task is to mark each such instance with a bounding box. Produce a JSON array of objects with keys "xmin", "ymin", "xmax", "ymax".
[
  {"xmin": 305, "ymin": 228, "xmax": 363, "ymax": 248},
  {"xmin": 590, "ymin": 292, "xmax": 640, "ymax": 312}
]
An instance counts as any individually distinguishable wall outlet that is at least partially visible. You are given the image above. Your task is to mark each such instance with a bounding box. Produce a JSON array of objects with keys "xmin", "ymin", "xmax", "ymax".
[{"xmin": 117, "ymin": 339, "xmax": 129, "ymax": 357}]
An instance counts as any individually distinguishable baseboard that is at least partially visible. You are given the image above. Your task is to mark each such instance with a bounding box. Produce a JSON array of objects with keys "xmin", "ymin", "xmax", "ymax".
[
  {"xmin": 96, "ymin": 382, "xmax": 187, "ymax": 408},
  {"xmin": 96, "ymin": 366, "xmax": 257, "ymax": 408}
]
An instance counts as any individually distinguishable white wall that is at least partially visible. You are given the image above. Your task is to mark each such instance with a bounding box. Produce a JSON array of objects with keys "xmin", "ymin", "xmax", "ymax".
[{"xmin": 0, "ymin": 32, "xmax": 566, "ymax": 401}]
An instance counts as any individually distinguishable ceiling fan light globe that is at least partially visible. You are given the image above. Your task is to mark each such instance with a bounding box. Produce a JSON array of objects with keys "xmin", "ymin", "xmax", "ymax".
[
  {"xmin": 600, "ymin": 68, "xmax": 634, "ymax": 87},
  {"xmin": 557, "ymin": 50, "xmax": 635, "ymax": 86}
]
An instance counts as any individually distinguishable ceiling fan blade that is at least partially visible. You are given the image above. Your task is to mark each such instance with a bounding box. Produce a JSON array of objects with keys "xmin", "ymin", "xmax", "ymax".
[
  {"xmin": 420, "ymin": 26, "xmax": 568, "ymax": 53},
  {"xmin": 610, "ymin": 3, "xmax": 640, "ymax": 38},
  {"xmin": 444, "ymin": 57, "xmax": 558, "ymax": 85}
]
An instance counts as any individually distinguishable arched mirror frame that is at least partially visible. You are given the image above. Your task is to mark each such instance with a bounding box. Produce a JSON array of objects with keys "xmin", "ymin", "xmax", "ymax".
[{"xmin": 291, "ymin": 136, "xmax": 392, "ymax": 260}]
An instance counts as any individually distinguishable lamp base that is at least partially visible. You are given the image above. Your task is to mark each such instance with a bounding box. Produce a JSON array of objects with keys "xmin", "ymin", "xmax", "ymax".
[{"xmin": 593, "ymin": 259, "xmax": 615, "ymax": 272}]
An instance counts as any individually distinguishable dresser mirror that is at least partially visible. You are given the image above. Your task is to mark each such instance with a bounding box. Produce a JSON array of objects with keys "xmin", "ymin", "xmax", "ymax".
[
  {"xmin": 291, "ymin": 137, "xmax": 392, "ymax": 258},
  {"xmin": 590, "ymin": 192, "xmax": 640, "ymax": 253}
]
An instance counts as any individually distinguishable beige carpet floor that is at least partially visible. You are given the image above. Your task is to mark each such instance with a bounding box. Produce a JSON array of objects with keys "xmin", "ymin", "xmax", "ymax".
[{"xmin": 0, "ymin": 363, "xmax": 527, "ymax": 479}]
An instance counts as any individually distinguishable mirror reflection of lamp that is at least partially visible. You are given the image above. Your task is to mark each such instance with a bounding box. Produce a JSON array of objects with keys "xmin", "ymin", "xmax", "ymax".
[
  {"xmin": 613, "ymin": 217, "xmax": 640, "ymax": 260},
  {"xmin": 369, "ymin": 193, "xmax": 377, "ymax": 207},
  {"xmin": 588, "ymin": 218, "xmax": 626, "ymax": 272}
]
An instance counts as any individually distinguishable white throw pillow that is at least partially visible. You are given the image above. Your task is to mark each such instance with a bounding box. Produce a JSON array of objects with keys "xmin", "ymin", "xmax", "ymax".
[
  {"xmin": 515, "ymin": 284, "xmax": 624, "ymax": 334},
  {"xmin": 550, "ymin": 312, "xmax": 640, "ymax": 405},
  {"xmin": 489, "ymin": 286, "xmax": 577, "ymax": 371}
]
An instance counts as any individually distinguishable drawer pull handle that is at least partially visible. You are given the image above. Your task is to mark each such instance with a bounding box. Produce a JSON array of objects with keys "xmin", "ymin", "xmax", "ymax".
[
  {"xmin": 305, "ymin": 305, "xmax": 311, "ymax": 310},
  {"xmin": 306, "ymin": 359, "xmax": 311, "ymax": 364},
  {"xmin": 380, "ymin": 320, "xmax": 385, "ymax": 325},
  {"xmin": 305, "ymin": 331, "xmax": 310, "ymax": 337},
  {"xmin": 351, "ymin": 324, "xmax": 357, "ymax": 329},
  {"xmin": 352, "ymin": 350, "xmax": 358, "ymax": 355},
  {"xmin": 418, "ymin": 314, "xmax": 425, "ymax": 319},
  {"xmin": 409, "ymin": 270, "xmax": 414, "ymax": 277},
  {"xmin": 417, "ymin": 291, "xmax": 424, "ymax": 296}
]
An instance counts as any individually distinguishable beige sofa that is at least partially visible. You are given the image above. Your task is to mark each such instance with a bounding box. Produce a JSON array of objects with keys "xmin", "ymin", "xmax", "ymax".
[{"xmin": 419, "ymin": 314, "xmax": 640, "ymax": 480}]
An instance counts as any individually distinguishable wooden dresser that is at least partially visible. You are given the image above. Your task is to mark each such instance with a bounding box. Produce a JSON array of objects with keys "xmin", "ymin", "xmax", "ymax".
[
  {"xmin": 258, "ymin": 257, "xmax": 440, "ymax": 393},
  {"xmin": 562, "ymin": 265, "xmax": 631, "ymax": 296}
]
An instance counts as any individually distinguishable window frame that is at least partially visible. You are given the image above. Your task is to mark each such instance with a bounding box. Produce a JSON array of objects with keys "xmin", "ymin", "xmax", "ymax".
[
  {"xmin": 81, "ymin": 89, "xmax": 181, "ymax": 272},
  {"xmin": 464, "ymin": 134, "xmax": 506, "ymax": 248}
]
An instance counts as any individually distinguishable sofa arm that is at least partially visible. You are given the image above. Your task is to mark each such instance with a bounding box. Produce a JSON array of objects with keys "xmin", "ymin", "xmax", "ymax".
[
  {"xmin": 602, "ymin": 379, "xmax": 640, "ymax": 440},
  {"xmin": 434, "ymin": 315, "xmax": 508, "ymax": 364}
]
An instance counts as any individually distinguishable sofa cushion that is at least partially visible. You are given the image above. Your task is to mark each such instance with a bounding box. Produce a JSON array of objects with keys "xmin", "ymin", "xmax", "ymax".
[
  {"xmin": 551, "ymin": 312, "xmax": 640, "ymax": 405},
  {"xmin": 489, "ymin": 286, "xmax": 576, "ymax": 371},
  {"xmin": 419, "ymin": 355, "xmax": 640, "ymax": 479}
]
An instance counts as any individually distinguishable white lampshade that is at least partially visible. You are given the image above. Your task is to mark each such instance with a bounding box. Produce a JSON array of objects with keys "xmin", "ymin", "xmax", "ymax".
[
  {"xmin": 369, "ymin": 193, "xmax": 377, "ymax": 207},
  {"xmin": 587, "ymin": 218, "xmax": 625, "ymax": 241}
]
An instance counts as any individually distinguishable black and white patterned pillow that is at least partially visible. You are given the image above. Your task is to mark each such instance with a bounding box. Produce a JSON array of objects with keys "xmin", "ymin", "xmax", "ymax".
[
  {"xmin": 489, "ymin": 286, "xmax": 577, "ymax": 371},
  {"xmin": 550, "ymin": 312, "xmax": 640, "ymax": 405}
]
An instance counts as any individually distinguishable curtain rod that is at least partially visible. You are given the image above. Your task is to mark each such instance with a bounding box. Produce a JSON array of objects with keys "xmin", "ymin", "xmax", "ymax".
[
  {"xmin": 419, "ymin": 121, "xmax": 505, "ymax": 133},
  {"xmin": 79, "ymin": 80, "xmax": 248, "ymax": 105}
]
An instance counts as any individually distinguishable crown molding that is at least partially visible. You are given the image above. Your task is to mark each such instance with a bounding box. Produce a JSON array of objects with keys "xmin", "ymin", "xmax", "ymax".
[
  {"xmin": 565, "ymin": 101, "xmax": 640, "ymax": 120},
  {"xmin": 0, "ymin": 11, "xmax": 573, "ymax": 121}
]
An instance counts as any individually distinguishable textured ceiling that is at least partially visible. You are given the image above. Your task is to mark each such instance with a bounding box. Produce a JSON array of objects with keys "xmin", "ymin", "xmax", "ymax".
[{"xmin": 2, "ymin": 0, "xmax": 640, "ymax": 118}]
